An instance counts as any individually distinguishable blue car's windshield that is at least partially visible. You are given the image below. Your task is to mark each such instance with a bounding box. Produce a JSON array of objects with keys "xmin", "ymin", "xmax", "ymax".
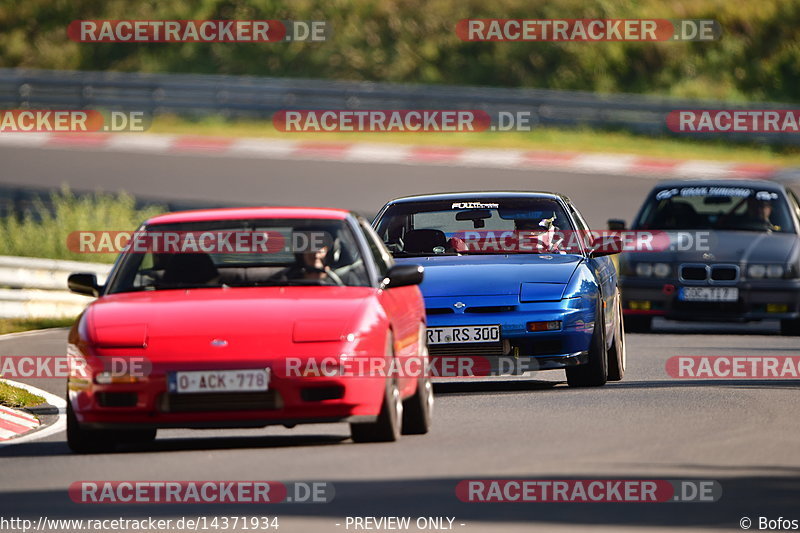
[{"xmin": 374, "ymin": 198, "xmax": 577, "ymax": 256}]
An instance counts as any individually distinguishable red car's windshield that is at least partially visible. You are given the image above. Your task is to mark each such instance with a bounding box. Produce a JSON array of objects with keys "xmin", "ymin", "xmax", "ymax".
[{"xmin": 106, "ymin": 218, "xmax": 370, "ymax": 293}]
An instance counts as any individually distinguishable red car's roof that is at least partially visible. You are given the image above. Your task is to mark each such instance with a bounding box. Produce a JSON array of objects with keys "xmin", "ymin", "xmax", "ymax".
[{"xmin": 146, "ymin": 207, "xmax": 350, "ymax": 226}]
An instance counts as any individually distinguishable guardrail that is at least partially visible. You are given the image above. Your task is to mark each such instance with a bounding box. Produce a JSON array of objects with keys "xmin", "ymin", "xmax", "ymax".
[
  {"xmin": 0, "ymin": 256, "xmax": 110, "ymax": 319},
  {"xmin": 0, "ymin": 67, "xmax": 797, "ymax": 145}
]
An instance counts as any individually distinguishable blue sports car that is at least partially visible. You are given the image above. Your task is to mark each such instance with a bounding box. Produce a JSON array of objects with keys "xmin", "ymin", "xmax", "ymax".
[{"xmin": 372, "ymin": 192, "xmax": 625, "ymax": 387}]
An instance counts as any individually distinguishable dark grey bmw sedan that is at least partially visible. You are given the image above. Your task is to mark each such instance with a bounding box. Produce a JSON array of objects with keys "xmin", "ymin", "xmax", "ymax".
[{"xmin": 612, "ymin": 179, "xmax": 800, "ymax": 335}]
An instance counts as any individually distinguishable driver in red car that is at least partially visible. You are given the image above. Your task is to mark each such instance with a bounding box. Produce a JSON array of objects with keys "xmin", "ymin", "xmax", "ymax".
[
  {"xmin": 292, "ymin": 245, "xmax": 342, "ymax": 284},
  {"xmin": 286, "ymin": 229, "xmax": 344, "ymax": 285}
]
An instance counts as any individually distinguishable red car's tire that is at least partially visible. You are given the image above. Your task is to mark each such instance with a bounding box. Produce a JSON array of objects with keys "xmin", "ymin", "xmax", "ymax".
[
  {"xmin": 350, "ymin": 334, "xmax": 403, "ymax": 443},
  {"xmin": 350, "ymin": 378, "xmax": 403, "ymax": 443},
  {"xmin": 402, "ymin": 376, "xmax": 433, "ymax": 435},
  {"xmin": 402, "ymin": 327, "xmax": 433, "ymax": 435},
  {"xmin": 66, "ymin": 400, "xmax": 117, "ymax": 454}
]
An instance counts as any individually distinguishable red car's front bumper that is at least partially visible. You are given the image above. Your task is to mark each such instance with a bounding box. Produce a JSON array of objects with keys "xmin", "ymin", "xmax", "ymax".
[{"xmin": 69, "ymin": 372, "xmax": 386, "ymax": 430}]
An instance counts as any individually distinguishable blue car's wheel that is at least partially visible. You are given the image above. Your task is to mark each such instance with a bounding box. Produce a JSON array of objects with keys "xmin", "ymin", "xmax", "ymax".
[
  {"xmin": 607, "ymin": 295, "xmax": 626, "ymax": 381},
  {"xmin": 566, "ymin": 303, "xmax": 608, "ymax": 387}
]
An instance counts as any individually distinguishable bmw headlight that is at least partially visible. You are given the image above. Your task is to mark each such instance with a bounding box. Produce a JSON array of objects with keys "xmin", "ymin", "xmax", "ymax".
[
  {"xmin": 747, "ymin": 265, "xmax": 766, "ymax": 278},
  {"xmin": 748, "ymin": 265, "xmax": 786, "ymax": 279},
  {"xmin": 653, "ymin": 263, "xmax": 671, "ymax": 278},
  {"xmin": 635, "ymin": 263, "xmax": 654, "ymax": 277},
  {"xmin": 766, "ymin": 265, "xmax": 785, "ymax": 278}
]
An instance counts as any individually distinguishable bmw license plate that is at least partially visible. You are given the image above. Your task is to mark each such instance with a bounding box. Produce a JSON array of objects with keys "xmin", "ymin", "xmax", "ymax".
[
  {"xmin": 169, "ymin": 369, "xmax": 270, "ymax": 394},
  {"xmin": 426, "ymin": 325, "xmax": 500, "ymax": 345},
  {"xmin": 678, "ymin": 287, "xmax": 739, "ymax": 302}
]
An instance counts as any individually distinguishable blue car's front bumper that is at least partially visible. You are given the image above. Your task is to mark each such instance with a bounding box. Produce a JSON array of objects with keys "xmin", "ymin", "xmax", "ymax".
[{"xmin": 424, "ymin": 294, "xmax": 597, "ymax": 374}]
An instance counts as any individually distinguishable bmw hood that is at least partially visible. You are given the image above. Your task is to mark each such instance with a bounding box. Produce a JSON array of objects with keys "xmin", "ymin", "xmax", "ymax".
[
  {"xmin": 395, "ymin": 254, "xmax": 582, "ymax": 297},
  {"xmin": 625, "ymin": 230, "xmax": 798, "ymax": 264}
]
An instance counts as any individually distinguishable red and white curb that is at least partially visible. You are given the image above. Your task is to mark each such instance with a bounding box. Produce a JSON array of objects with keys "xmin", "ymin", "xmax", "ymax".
[
  {"xmin": 0, "ymin": 132, "xmax": 779, "ymax": 179},
  {"xmin": 0, "ymin": 404, "xmax": 39, "ymax": 441},
  {"xmin": 0, "ymin": 378, "xmax": 66, "ymax": 447}
]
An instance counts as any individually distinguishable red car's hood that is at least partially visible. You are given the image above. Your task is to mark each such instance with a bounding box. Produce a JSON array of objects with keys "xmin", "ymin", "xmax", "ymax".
[{"xmin": 85, "ymin": 287, "xmax": 377, "ymax": 364}]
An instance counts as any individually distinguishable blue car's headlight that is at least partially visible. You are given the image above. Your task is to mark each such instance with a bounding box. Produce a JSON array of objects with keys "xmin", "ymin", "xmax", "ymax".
[
  {"xmin": 520, "ymin": 282, "xmax": 567, "ymax": 302},
  {"xmin": 562, "ymin": 266, "xmax": 598, "ymax": 301}
]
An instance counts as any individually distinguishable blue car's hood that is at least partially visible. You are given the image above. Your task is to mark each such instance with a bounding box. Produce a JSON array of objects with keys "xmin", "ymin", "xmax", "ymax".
[{"xmin": 395, "ymin": 254, "xmax": 582, "ymax": 296}]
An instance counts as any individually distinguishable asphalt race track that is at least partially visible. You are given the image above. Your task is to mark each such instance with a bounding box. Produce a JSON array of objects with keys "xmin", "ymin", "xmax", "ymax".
[
  {"xmin": 1, "ymin": 144, "xmax": 799, "ymax": 532},
  {"xmin": 0, "ymin": 144, "xmax": 654, "ymax": 224}
]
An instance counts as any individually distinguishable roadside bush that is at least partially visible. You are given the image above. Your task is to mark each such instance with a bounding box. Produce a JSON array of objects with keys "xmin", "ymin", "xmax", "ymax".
[{"xmin": 0, "ymin": 187, "xmax": 163, "ymax": 263}]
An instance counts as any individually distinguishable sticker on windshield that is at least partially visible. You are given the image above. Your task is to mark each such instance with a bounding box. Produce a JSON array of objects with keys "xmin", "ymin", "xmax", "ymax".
[
  {"xmin": 755, "ymin": 191, "xmax": 779, "ymax": 200},
  {"xmin": 451, "ymin": 202, "xmax": 500, "ymax": 209},
  {"xmin": 656, "ymin": 187, "xmax": 756, "ymax": 200}
]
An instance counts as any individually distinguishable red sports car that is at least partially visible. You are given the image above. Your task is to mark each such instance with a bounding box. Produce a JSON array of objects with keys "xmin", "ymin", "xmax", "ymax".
[{"xmin": 66, "ymin": 207, "xmax": 430, "ymax": 452}]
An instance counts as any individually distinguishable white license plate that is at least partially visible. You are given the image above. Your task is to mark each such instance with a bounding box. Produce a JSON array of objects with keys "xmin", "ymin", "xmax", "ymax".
[
  {"xmin": 426, "ymin": 325, "xmax": 500, "ymax": 345},
  {"xmin": 170, "ymin": 368, "xmax": 270, "ymax": 394},
  {"xmin": 679, "ymin": 287, "xmax": 739, "ymax": 302}
]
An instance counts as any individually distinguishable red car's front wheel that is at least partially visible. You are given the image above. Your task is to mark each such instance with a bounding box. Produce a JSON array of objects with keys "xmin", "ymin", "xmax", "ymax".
[{"xmin": 350, "ymin": 334, "xmax": 403, "ymax": 443}]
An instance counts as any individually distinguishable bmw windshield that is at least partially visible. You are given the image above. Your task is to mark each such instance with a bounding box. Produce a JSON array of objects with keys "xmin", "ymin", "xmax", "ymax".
[{"xmin": 635, "ymin": 186, "xmax": 797, "ymax": 233}]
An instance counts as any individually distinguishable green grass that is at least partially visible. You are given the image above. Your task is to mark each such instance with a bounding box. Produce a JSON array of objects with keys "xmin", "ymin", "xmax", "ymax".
[
  {"xmin": 0, "ymin": 380, "xmax": 45, "ymax": 409},
  {"xmin": 151, "ymin": 115, "xmax": 800, "ymax": 167},
  {"xmin": 0, "ymin": 317, "xmax": 75, "ymax": 335},
  {"xmin": 0, "ymin": 187, "xmax": 164, "ymax": 263}
]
